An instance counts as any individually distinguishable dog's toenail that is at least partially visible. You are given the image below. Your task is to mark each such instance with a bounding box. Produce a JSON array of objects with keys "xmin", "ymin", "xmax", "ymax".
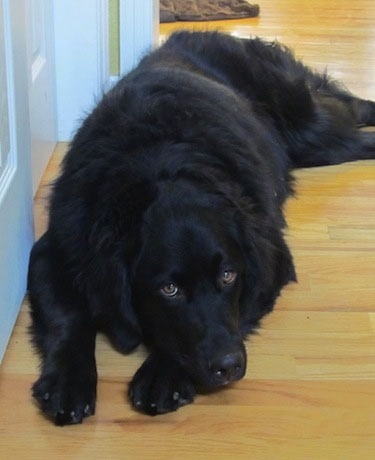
[
  {"xmin": 43, "ymin": 392, "xmax": 50, "ymax": 400},
  {"xmin": 173, "ymin": 392, "xmax": 180, "ymax": 401},
  {"xmin": 84, "ymin": 405, "xmax": 90, "ymax": 414}
]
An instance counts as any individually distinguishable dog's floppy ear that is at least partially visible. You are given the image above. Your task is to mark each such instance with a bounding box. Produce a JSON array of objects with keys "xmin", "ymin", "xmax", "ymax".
[
  {"xmin": 235, "ymin": 211, "xmax": 296, "ymax": 334},
  {"xmin": 82, "ymin": 180, "xmax": 158, "ymax": 352}
]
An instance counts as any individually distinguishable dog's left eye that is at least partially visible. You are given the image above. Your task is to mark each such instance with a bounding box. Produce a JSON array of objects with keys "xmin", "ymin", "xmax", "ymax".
[
  {"xmin": 160, "ymin": 283, "xmax": 180, "ymax": 297},
  {"xmin": 221, "ymin": 270, "xmax": 237, "ymax": 284}
]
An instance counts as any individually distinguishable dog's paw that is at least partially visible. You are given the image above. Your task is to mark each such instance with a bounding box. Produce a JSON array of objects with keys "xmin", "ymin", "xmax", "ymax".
[
  {"xmin": 32, "ymin": 367, "xmax": 97, "ymax": 425},
  {"xmin": 129, "ymin": 354, "xmax": 196, "ymax": 415}
]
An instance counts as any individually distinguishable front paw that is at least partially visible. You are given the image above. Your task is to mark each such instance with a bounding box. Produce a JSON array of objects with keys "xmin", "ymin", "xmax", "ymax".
[
  {"xmin": 129, "ymin": 354, "xmax": 196, "ymax": 415},
  {"xmin": 32, "ymin": 366, "xmax": 97, "ymax": 425}
]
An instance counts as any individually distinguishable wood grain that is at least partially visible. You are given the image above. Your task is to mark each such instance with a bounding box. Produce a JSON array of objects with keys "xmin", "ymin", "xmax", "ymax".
[{"xmin": 1, "ymin": 1, "xmax": 375, "ymax": 459}]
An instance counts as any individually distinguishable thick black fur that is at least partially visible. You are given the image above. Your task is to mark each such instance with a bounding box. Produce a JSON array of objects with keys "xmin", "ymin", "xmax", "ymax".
[{"xmin": 28, "ymin": 31, "xmax": 375, "ymax": 425}]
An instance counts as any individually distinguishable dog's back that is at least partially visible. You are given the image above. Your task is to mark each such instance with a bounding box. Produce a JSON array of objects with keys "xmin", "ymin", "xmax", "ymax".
[{"xmin": 140, "ymin": 31, "xmax": 375, "ymax": 168}]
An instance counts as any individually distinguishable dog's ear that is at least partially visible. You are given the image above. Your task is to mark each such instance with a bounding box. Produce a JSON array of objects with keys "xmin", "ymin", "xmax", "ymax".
[
  {"xmin": 82, "ymin": 181, "xmax": 159, "ymax": 351},
  {"xmin": 235, "ymin": 211, "xmax": 296, "ymax": 333}
]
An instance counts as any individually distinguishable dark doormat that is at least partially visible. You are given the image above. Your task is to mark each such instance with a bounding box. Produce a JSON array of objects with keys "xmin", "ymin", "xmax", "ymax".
[{"xmin": 160, "ymin": 0, "xmax": 260, "ymax": 23}]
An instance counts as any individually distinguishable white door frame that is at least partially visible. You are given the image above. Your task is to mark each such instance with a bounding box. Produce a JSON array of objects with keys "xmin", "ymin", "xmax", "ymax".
[
  {"xmin": 53, "ymin": 0, "xmax": 111, "ymax": 140},
  {"xmin": 27, "ymin": 0, "xmax": 57, "ymax": 194},
  {"xmin": 54, "ymin": 0, "xmax": 159, "ymax": 141},
  {"xmin": 119, "ymin": 0, "xmax": 159, "ymax": 74}
]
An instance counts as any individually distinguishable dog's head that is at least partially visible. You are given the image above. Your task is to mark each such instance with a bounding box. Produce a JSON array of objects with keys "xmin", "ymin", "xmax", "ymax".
[
  {"xmin": 125, "ymin": 179, "xmax": 295, "ymax": 389},
  {"xmin": 86, "ymin": 153, "xmax": 295, "ymax": 390},
  {"xmin": 132, "ymin": 189, "xmax": 246, "ymax": 387}
]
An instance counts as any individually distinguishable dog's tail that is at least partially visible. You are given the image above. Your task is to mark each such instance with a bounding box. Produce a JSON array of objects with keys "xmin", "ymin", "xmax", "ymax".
[{"xmin": 288, "ymin": 94, "xmax": 375, "ymax": 169}]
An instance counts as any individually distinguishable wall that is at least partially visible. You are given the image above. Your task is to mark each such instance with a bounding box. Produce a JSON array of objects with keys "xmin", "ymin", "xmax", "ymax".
[{"xmin": 109, "ymin": 0, "xmax": 120, "ymax": 76}]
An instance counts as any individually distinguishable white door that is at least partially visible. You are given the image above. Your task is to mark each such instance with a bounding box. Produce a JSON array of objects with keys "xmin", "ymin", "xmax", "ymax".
[
  {"xmin": 27, "ymin": 0, "xmax": 57, "ymax": 194},
  {"xmin": 0, "ymin": 0, "xmax": 34, "ymax": 361},
  {"xmin": 0, "ymin": 0, "xmax": 56, "ymax": 362}
]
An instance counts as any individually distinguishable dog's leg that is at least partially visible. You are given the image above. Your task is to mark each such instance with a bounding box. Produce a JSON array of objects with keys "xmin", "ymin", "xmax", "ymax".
[
  {"xmin": 287, "ymin": 92, "xmax": 375, "ymax": 168},
  {"xmin": 128, "ymin": 352, "xmax": 196, "ymax": 415},
  {"xmin": 28, "ymin": 232, "xmax": 97, "ymax": 425},
  {"xmin": 330, "ymin": 95, "xmax": 375, "ymax": 161},
  {"xmin": 358, "ymin": 129, "xmax": 375, "ymax": 156},
  {"xmin": 351, "ymin": 97, "xmax": 375, "ymax": 127}
]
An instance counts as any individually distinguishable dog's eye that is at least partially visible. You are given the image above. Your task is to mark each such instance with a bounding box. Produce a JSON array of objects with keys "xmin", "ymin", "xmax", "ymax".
[
  {"xmin": 221, "ymin": 270, "xmax": 237, "ymax": 284},
  {"xmin": 160, "ymin": 283, "xmax": 180, "ymax": 297}
]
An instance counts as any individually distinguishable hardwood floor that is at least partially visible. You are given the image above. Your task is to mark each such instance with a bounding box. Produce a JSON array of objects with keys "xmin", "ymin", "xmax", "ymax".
[{"xmin": 1, "ymin": 1, "xmax": 374, "ymax": 459}]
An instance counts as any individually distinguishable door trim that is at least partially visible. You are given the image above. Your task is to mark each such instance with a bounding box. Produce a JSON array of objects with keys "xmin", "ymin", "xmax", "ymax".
[
  {"xmin": 54, "ymin": 0, "xmax": 159, "ymax": 141},
  {"xmin": 53, "ymin": 0, "xmax": 110, "ymax": 140},
  {"xmin": 119, "ymin": 0, "xmax": 159, "ymax": 75}
]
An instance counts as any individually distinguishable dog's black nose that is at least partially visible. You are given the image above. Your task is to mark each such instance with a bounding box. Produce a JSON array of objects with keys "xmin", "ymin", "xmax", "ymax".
[{"xmin": 209, "ymin": 352, "xmax": 245, "ymax": 385}]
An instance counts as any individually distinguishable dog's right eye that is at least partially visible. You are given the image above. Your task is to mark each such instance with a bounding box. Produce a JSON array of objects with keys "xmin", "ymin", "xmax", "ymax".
[
  {"xmin": 160, "ymin": 283, "xmax": 180, "ymax": 298},
  {"xmin": 221, "ymin": 269, "xmax": 237, "ymax": 285}
]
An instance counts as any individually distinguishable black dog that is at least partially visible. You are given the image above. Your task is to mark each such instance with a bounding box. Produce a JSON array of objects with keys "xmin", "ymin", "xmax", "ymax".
[{"xmin": 28, "ymin": 31, "xmax": 375, "ymax": 425}]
